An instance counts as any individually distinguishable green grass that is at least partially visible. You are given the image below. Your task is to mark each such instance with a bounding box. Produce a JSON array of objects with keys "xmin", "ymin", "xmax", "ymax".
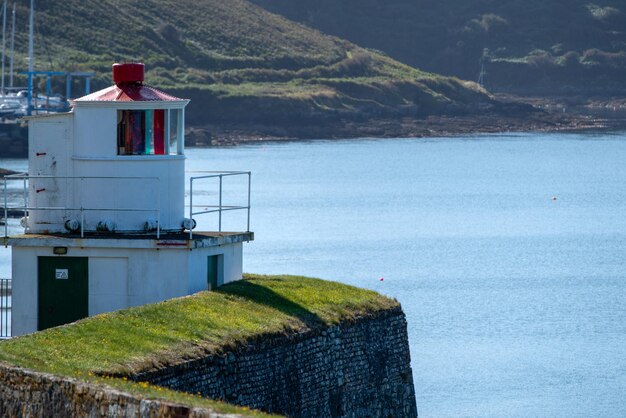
[{"xmin": 0, "ymin": 275, "xmax": 398, "ymax": 416}]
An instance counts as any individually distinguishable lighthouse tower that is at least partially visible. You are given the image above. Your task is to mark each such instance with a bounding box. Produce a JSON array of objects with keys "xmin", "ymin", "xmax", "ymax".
[{"xmin": 7, "ymin": 63, "xmax": 253, "ymax": 336}]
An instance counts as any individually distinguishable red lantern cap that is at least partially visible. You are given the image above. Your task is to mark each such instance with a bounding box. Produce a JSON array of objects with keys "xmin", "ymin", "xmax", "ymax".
[
  {"xmin": 112, "ymin": 63, "xmax": 144, "ymax": 85},
  {"xmin": 74, "ymin": 62, "xmax": 186, "ymax": 102}
]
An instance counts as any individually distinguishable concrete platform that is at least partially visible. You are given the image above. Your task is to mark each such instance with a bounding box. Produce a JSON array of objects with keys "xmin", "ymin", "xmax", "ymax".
[{"xmin": 6, "ymin": 231, "xmax": 254, "ymax": 249}]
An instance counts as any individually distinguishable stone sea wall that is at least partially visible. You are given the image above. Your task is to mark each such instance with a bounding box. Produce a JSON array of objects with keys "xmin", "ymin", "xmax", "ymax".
[
  {"xmin": 0, "ymin": 307, "xmax": 417, "ymax": 417},
  {"xmin": 131, "ymin": 307, "xmax": 418, "ymax": 418},
  {"xmin": 0, "ymin": 363, "xmax": 230, "ymax": 417}
]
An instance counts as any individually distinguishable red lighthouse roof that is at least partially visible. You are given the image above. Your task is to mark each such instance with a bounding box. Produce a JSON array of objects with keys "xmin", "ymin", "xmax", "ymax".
[{"xmin": 74, "ymin": 63, "xmax": 185, "ymax": 102}]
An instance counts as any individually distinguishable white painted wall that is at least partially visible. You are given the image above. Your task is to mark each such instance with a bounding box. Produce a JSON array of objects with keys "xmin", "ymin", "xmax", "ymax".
[
  {"xmin": 10, "ymin": 247, "xmax": 38, "ymax": 336},
  {"xmin": 27, "ymin": 115, "xmax": 73, "ymax": 233},
  {"xmin": 126, "ymin": 249, "xmax": 188, "ymax": 306},
  {"xmin": 11, "ymin": 241, "xmax": 243, "ymax": 336},
  {"xmin": 222, "ymin": 244, "xmax": 243, "ymax": 285},
  {"xmin": 70, "ymin": 157, "xmax": 184, "ymax": 231},
  {"xmin": 73, "ymin": 108, "xmax": 117, "ymax": 157},
  {"xmin": 187, "ymin": 244, "xmax": 243, "ymax": 293},
  {"xmin": 89, "ymin": 257, "xmax": 129, "ymax": 315}
]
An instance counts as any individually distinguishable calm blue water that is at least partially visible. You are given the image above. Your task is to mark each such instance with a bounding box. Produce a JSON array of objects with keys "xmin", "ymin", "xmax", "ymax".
[{"xmin": 3, "ymin": 132, "xmax": 626, "ymax": 416}]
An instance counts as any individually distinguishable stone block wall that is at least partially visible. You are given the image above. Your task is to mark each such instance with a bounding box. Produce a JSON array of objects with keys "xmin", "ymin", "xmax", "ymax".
[
  {"xmin": 0, "ymin": 364, "xmax": 233, "ymax": 417},
  {"xmin": 131, "ymin": 307, "xmax": 418, "ymax": 418}
]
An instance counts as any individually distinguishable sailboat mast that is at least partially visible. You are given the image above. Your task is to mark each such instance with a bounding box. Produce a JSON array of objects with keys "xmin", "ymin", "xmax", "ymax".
[
  {"xmin": 9, "ymin": 1, "xmax": 14, "ymax": 88},
  {"xmin": 1, "ymin": 0, "xmax": 7, "ymax": 96},
  {"xmin": 27, "ymin": 0, "xmax": 34, "ymax": 115},
  {"xmin": 28, "ymin": 0, "xmax": 33, "ymax": 73}
]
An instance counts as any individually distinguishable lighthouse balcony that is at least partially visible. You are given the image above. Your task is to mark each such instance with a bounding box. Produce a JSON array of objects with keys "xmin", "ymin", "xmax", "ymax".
[{"xmin": 2, "ymin": 171, "xmax": 251, "ymax": 239}]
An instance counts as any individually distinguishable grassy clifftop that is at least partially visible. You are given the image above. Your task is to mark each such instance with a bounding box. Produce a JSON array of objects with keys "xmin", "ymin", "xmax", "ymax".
[
  {"xmin": 8, "ymin": 0, "xmax": 498, "ymax": 131},
  {"xmin": 0, "ymin": 275, "xmax": 398, "ymax": 414}
]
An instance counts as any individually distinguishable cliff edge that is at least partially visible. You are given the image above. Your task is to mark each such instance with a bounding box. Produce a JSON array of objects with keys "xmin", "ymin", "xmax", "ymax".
[{"xmin": 0, "ymin": 275, "xmax": 417, "ymax": 417}]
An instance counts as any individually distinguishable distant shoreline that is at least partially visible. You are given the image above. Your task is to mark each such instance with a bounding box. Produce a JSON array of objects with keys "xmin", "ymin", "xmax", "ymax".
[
  {"xmin": 2, "ymin": 99, "xmax": 625, "ymax": 158},
  {"xmin": 188, "ymin": 111, "xmax": 625, "ymax": 146}
]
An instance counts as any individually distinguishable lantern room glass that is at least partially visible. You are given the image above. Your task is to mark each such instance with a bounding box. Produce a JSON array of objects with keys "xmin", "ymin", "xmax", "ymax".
[
  {"xmin": 169, "ymin": 109, "xmax": 183, "ymax": 155},
  {"xmin": 117, "ymin": 109, "xmax": 183, "ymax": 156}
]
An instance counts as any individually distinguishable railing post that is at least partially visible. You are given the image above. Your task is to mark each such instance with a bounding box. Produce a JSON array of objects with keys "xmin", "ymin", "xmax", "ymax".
[
  {"xmin": 3, "ymin": 177, "xmax": 7, "ymax": 238},
  {"xmin": 156, "ymin": 178, "xmax": 161, "ymax": 239},
  {"xmin": 0, "ymin": 278, "xmax": 9, "ymax": 338},
  {"xmin": 189, "ymin": 177, "xmax": 193, "ymax": 239},
  {"xmin": 1, "ymin": 279, "xmax": 4, "ymax": 338},
  {"xmin": 247, "ymin": 172, "xmax": 251, "ymax": 232},
  {"xmin": 79, "ymin": 177, "xmax": 84, "ymax": 237},
  {"xmin": 218, "ymin": 175, "xmax": 223, "ymax": 232},
  {"xmin": 22, "ymin": 177, "xmax": 27, "ymax": 232}
]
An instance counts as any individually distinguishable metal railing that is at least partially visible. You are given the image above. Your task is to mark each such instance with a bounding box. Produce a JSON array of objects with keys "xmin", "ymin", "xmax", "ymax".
[
  {"xmin": 2, "ymin": 171, "xmax": 252, "ymax": 240},
  {"xmin": 0, "ymin": 279, "xmax": 11, "ymax": 339},
  {"xmin": 188, "ymin": 171, "xmax": 251, "ymax": 239},
  {"xmin": 3, "ymin": 174, "xmax": 161, "ymax": 238}
]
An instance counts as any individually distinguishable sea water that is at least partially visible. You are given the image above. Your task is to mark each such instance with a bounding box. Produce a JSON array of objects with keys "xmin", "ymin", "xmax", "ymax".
[{"xmin": 2, "ymin": 132, "xmax": 626, "ymax": 416}]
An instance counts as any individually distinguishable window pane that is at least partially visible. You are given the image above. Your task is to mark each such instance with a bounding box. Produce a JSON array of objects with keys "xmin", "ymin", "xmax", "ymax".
[
  {"xmin": 126, "ymin": 110, "xmax": 145, "ymax": 155},
  {"xmin": 178, "ymin": 110, "xmax": 184, "ymax": 154},
  {"xmin": 154, "ymin": 109, "xmax": 165, "ymax": 155},
  {"xmin": 169, "ymin": 109, "xmax": 179, "ymax": 155},
  {"xmin": 117, "ymin": 111, "xmax": 126, "ymax": 154},
  {"xmin": 145, "ymin": 110, "xmax": 153, "ymax": 155}
]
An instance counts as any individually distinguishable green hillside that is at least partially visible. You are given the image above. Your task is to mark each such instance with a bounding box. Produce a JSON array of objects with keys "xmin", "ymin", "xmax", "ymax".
[
  {"xmin": 250, "ymin": 0, "xmax": 626, "ymax": 95},
  {"xmin": 7, "ymin": 0, "xmax": 503, "ymax": 132}
]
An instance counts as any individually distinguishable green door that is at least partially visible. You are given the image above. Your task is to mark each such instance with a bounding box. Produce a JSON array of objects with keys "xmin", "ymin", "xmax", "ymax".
[
  {"xmin": 38, "ymin": 256, "xmax": 88, "ymax": 331},
  {"xmin": 207, "ymin": 255, "xmax": 221, "ymax": 291}
]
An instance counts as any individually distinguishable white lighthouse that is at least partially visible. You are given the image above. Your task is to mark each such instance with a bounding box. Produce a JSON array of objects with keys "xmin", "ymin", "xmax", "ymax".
[{"xmin": 5, "ymin": 63, "xmax": 253, "ymax": 336}]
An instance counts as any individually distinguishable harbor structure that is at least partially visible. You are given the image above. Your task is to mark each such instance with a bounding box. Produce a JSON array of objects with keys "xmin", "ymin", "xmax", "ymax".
[{"xmin": 4, "ymin": 63, "xmax": 252, "ymax": 336}]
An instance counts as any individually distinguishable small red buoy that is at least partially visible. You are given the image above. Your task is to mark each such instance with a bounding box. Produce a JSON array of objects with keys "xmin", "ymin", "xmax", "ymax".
[{"xmin": 379, "ymin": 277, "xmax": 384, "ymax": 281}]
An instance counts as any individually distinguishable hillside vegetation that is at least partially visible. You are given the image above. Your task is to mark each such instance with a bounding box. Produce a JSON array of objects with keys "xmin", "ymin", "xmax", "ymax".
[
  {"xmin": 8, "ymin": 0, "xmax": 502, "ymax": 131},
  {"xmin": 0, "ymin": 275, "xmax": 397, "ymax": 415},
  {"xmin": 251, "ymin": 0, "xmax": 626, "ymax": 96}
]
